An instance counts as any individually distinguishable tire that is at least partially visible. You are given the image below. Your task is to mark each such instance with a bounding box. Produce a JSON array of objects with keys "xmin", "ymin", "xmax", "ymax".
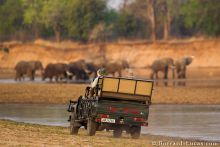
[
  {"xmin": 70, "ymin": 113, "xmax": 80, "ymax": 135},
  {"xmin": 87, "ymin": 118, "xmax": 97, "ymax": 136},
  {"xmin": 130, "ymin": 126, "xmax": 141, "ymax": 139},
  {"xmin": 113, "ymin": 127, "xmax": 123, "ymax": 138}
]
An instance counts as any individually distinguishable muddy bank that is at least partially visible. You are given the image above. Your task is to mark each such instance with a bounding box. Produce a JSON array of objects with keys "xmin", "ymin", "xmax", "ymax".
[
  {"xmin": 1, "ymin": 39, "xmax": 220, "ymax": 69},
  {"xmin": 0, "ymin": 120, "xmax": 218, "ymax": 147},
  {"xmin": 0, "ymin": 83, "xmax": 219, "ymax": 104}
]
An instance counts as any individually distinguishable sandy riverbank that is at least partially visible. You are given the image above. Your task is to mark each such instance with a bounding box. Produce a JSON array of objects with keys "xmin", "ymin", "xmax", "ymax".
[
  {"xmin": 0, "ymin": 120, "xmax": 218, "ymax": 147},
  {"xmin": 0, "ymin": 83, "xmax": 219, "ymax": 104},
  {"xmin": 1, "ymin": 39, "xmax": 220, "ymax": 68}
]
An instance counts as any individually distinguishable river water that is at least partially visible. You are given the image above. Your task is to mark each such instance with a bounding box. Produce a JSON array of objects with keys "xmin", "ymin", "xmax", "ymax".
[{"xmin": 0, "ymin": 104, "xmax": 219, "ymax": 142}]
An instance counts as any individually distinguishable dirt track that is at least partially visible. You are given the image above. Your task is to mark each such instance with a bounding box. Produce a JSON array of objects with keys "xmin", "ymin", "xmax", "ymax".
[{"xmin": 0, "ymin": 120, "xmax": 218, "ymax": 147}]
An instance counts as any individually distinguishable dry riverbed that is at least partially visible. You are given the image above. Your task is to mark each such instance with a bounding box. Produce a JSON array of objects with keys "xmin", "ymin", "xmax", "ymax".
[
  {"xmin": 0, "ymin": 120, "xmax": 218, "ymax": 147},
  {"xmin": 0, "ymin": 83, "xmax": 219, "ymax": 104}
]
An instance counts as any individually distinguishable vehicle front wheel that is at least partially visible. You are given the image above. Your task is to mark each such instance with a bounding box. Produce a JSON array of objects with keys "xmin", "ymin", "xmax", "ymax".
[
  {"xmin": 130, "ymin": 126, "xmax": 141, "ymax": 139},
  {"xmin": 87, "ymin": 118, "xmax": 97, "ymax": 136},
  {"xmin": 113, "ymin": 127, "xmax": 122, "ymax": 138},
  {"xmin": 70, "ymin": 113, "xmax": 80, "ymax": 135}
]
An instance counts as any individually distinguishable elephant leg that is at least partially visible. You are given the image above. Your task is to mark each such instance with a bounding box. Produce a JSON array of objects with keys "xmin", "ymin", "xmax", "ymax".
[
  {"xmin": 15, "ymin": 72, "xmax": 19, "ymax": 81},
  {"xmin": 27, "ymin": 70, "xmax": 32, "ymax": 81},
  {"xmin": 180, "ymin": 75, "xmax": 184, "ymax": 86},
  {"xmin": 55, "ymin": 76, "xmax": 58, "ymax": 82},
  {"xmin": 150, "ymin": 71, "xmax": 154, "ymax": 79},
  {"xmin": 49, "ymin": 76, "xmax": 53, "ymax": 82},
  {"xmin": 118, "ymin": 70, "xmax": 122, "ymax": 77},
  {"xmin": 172, "ymin": 68, "xmax": 176, "ymax": 86},
  {"xmin": 31, "ymin": 72, "xmax": 35, "ymax": 81},
  {"xmin": 177, "ymin": 72, "xmax": 181, "ymax": 86},
  {"xmin": 164, "ymin": 67, "xmax": 168, "ymax": 86},
  {"xmin": 60, "ymin": 75, "xmax": 63, "ymax": 81},
  {"xmin": 182, "ymin": 67, "xmax": 186, "ymax": 86},
  {"xmin": 19, "ymin": 73, "xmax": 23, "ymax": 81},
  {"xmin": 155, "ymin": 72, "xmax": 159, "ymax": 86},
  {"xmin": 69, "ymin": 75, "xmax": 73, "ymax": 80}
]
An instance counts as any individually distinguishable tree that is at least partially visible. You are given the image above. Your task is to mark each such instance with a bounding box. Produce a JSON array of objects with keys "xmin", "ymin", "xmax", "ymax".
[
  {"xmin": 40, "ymin": 0, "xmax": 68, "ymax": 42},
  {"xmin": 22, "ymin": 0, "xmax": 44, "ymax": 38},
  {"xmin": 121, "ymin": 0, "xmax": 151, "ymax": 39},
  {"xmin": 114, "ymin": 12, "xmax": 148, "ymax": 39},
  {"xmin": 0, "ymin": 0, "xmax": 23, "ymax": 39},
  {"xmin": 155, "ymin": 0, "xmax": 182, "ymax": 40},
  {"xmin": 147, "ymin": 0, "xmax": 156, "ymax": 41},
  {"xmin": 181, "ymin": 0, "xmax": 220, "ymax": 36},
  {"xmin": 65, "ymin": 0, "xmax": 107, "ymax": 41}
]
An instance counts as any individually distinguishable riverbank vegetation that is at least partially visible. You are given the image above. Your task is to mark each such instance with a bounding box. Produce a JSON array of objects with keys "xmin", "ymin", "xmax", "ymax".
[{"xmin": 0, "ymin": 0, "xmax": 220, "ymax": 42}]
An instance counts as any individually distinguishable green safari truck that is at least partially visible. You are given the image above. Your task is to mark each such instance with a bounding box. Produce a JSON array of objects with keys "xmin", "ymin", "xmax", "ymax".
[{"xmin": 67, "ymin": 76, "xmax": 154, "ymax": 139}]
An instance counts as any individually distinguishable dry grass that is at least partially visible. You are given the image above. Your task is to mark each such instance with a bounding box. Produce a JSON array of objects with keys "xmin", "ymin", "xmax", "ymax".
[
  {"xmin": 0, "ymin": 120, "xmax": 217, "ymax": 147},
  {"xmin": 0, "ymin": 83, "xmax": 219, "ymax": 104}
]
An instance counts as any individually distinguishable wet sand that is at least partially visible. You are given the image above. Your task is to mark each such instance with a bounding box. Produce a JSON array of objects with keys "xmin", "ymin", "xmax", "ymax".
[
  {"xmin": 0, "ymin": 83, "xmax": 219, "ymax": 104},
  {"xmin": 0, "ymin": 120, "xmax": 218, "ymax": 147}
]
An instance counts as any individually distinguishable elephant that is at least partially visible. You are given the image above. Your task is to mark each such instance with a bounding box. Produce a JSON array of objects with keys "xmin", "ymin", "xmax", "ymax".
[
  {"xmin": 150, "ymin": 57, "xmax": 175, "ymax": 86},
  {"xmin": 175, "ymin": 56, "xmax": 194, "ymax": 86},
  {"xmin": 15, "ymin": 60, "xmax": 43, "ymax": 81},
  {"xmin": 69, "ymin": 59, "xmax": 101, "ymax": 79},
  {"xmin": 104, "ymin": 60, "xmax": 130, "ymax": 77},
  {"xmin": 42, "ymin": 63, "xmax": 67, "ymax": 82},
  {"xmin": 83, "ymin": 60, "xmax": 101, "ymax": 78},
  {"xmin": 66, "ymin": 61, "xmax": 89, "ymax": 81}
]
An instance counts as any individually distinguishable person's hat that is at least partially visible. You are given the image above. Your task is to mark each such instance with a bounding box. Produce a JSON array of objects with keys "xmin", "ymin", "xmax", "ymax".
[{"xmin": 97, "ymin": 68, "xmax": 107, "ymax": 76}]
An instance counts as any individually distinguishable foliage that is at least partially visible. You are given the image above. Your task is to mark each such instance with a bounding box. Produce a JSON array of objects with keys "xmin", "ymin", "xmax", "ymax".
[
  {"xmin": 181, "ymin": 0, "xmax": 220, "ymax": 36},
  {"xmin": 114, "ymin": 12, "xmax": 148, "ymax": 39},
  {"xmin": 0, "ymin": 0, "xmax": 220, "ymax": 41},
  {"xmin": 64, "ymin": 0, "xmax": 107, "ymax": 41},
  {"xmin": 0, "ymin": 0, "xmax": 23, "ymax": 35}
]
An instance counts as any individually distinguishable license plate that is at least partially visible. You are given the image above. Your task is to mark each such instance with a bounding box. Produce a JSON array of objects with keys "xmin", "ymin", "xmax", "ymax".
[{"xmin": 101, "ymin": 118, "xmax": 115, "ymax": 123}]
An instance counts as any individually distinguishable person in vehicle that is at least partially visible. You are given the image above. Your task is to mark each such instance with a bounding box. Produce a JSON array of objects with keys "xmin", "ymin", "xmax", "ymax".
[{"xmin": 88, "ymin": 68, "xmax": 107, "ymax": 97}]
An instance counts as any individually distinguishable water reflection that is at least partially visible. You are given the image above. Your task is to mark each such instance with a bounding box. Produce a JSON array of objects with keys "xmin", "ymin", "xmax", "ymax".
[
  {"xmin": 144, "ymin": 105, "xmax": 220, "ymax": 142},
  {"xmin": 0, "ymin": 104, "xmax": 69, "ymax": 126},
  {"xmin": 0, "ymin": 104, "xmax": 219, "ymax": 142}
]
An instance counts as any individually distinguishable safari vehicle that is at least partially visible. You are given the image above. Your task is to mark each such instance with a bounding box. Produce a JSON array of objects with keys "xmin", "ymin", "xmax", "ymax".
[{"xmin": 67, "ymin": 76, "xmax": 153, "ymax": 139}]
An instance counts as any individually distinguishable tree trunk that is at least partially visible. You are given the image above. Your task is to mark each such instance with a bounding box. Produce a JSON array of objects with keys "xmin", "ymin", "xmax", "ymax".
[
  {"xmin": 163, "ymin": 8, "xmax": 171, "ymax": 40},
  {"xmin": 55, "ymin": 30, "xmax": 61, "ymax": 42},
  {"xmin": 33, "ymin": 25, "xmax": 39, "ymax": 39},
  {"xmin": 54, "ymin": 26, "xmax": 61, "ymax": 42},
  {"xmin": 163, "ymin": 17, "xmax": 169, "ymax": 40},
  {"xmin": 147, "ymin": 0, "xmax": 156, "ymax": 42}
]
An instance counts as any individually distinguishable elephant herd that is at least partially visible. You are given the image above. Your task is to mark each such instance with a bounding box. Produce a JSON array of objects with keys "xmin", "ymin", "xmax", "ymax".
[
  {"xmin": 14, "ymin": 59, "xmax": 129, "ymax": 82},
  {"xmin": 150, "ymin": 56, "xmax": 194, "ymax": 86},
  {"xmin": 14, "ymin": 56, "xmax": 193, "ymax": 86}
]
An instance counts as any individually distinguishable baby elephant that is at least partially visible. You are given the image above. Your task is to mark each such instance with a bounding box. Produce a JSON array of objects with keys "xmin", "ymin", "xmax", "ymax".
[{"xmin": 175, "ymin": 56, "xmax": 194, "ymax": 86}]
